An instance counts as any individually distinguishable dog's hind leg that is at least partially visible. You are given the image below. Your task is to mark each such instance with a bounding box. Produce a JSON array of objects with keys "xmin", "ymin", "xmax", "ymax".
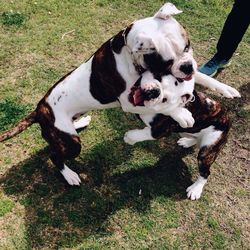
[
  {"xmin": 36, "ymin": 101, "xmax": 83, "ymax": 185},
  {"xmin": 177, "ymin": 136, "xmax": 197, "ymax": 148},
  {"xmin": 50, "ymin": 153, "xmax": 82, "ymax": 186},
  {"xmin": 41, "ymin": 124, "xmax": 83, "ymax": 185},
  {"xmin": 73, "ymin": 115, "xmax": 91, "ymax": 130},
  {"xmin": 186, "ymin": 125, "xmax": 229, "ymax": 200},
  {"xmin": 50, "ymin": 131, "xmax": 82, "ymax": 185}
]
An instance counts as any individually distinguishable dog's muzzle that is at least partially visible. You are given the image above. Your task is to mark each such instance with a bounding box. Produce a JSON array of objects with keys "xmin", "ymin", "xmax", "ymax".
[
  {"xmin": 180, "ymin": 62, "xmax": 193, "ymax": 75},
  {"xmin": 129, "ymin": 84, "xmax": 161, "ymax": 106},
  {"xmin": 142, "ymin": 88, "xmax": 161, "ymax": 101}
]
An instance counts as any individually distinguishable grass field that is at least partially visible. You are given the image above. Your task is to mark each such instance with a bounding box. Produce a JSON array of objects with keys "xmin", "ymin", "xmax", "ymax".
[{"xmin": 0, "ymin": 0, "xmax": 249, "ymax": 249}]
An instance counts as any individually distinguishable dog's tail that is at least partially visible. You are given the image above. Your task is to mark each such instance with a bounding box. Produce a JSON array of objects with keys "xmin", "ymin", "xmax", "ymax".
[{"xmin": 0, "ymin": 111, "xmax": 37, "ymax": 142}]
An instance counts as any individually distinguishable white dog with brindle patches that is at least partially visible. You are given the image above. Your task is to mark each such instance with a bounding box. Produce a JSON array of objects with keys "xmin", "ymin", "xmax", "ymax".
[
  {"xmin": 124, "ymin": 73, "xmax": 232, "ymax": 200},
  {"xmin": 0, "ymin": 3, "xmax": 240, "ymax": 192}
]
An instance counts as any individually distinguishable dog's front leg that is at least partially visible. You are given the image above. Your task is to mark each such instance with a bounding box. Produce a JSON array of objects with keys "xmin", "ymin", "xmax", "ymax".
[
  {"xmin": 124, "ymin": 127, "xmax": 155, "ymax": 145},
  {"xmin": 194, "ymin": 71, "xmax": 241, "ymax": 98},
  {"xmin": 164, "ymin": 107, "xmax": 195, "ymax": 128}
]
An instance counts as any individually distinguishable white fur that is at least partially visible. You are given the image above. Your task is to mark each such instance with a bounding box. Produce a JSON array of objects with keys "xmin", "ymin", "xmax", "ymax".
[
  {"xmin": 177, "ymin": 125, "xmax": 223, "ymax": 149},
  {"xmin": 61, "ymin": 165, "xmax": 81, "ymax": 186},
  {"xmin": 47, "ymin": 59, "xmax": 120, "ymax": 135},
  {"xmin": 127, "ymin": 16, "xmax": 187, "ymax": 65},
  {"xmin": 170, "ymin": 107, "xmax": 194, "ymax": 128},
  {"xmin": 124, "ymin": 127, "xmax": 155, "ymax": 145},
  {"xmin": 199, "ymin": 126, "xmax": 223, "ymax": 148},
  {"xmin": 154, "ymin": 3, "xmax": 183, "ymax": 19},
  {"xmin": 46, "ymin": 7, "xmax": 196, "ymax": 185},
  {"xmin": 186, "ymin": 176, "xmax": 207, "ymax": 200},
  {"xmin": 132, "ymin": 33, "xmax": 158, "ymax": 53},
  {"xmin": 177, "ymin": 136, "xmax": 197, "ymax": 148},
  {"xmin": 74, "ymin": 115, "xmax": 91, "ymax": 130},
  {"xmin": 194, "ymin": 71, "xmax": 241, "ymax": 98},
  {"xmin": 48, "ymin": 8, "xmax": 239, "ymax": 136}
]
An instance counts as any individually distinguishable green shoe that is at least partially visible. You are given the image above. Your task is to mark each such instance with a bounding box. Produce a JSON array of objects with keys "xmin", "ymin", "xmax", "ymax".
[{"xmin": 199, "ymin": 56, "xmax": 231, "ymax": 76}]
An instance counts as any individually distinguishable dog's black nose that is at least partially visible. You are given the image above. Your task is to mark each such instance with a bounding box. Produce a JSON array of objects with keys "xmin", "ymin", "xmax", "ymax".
[
  {"xmin": 142, "ymin": 88, "xmax": 161, "ymax": 101},
  {"xmin": 179, "ymin": 63, "xmax": 193, "ymax": 75}
]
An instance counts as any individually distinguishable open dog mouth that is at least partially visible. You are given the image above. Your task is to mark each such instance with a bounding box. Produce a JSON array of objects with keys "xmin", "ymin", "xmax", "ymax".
[
  {"xmin": 176, "ymin": 74, "xmax": 193, "ymax": 82},
  {"xmin": 128, "ymin": 84, "xmax": 161, "ymax": 106},
  {"xmin": 128, "ymin": 84, "xmax": 144, "ymax": 106},
  {"xmin": 183, "ymin": 74, "xmax": 192, "ymax": 81}
]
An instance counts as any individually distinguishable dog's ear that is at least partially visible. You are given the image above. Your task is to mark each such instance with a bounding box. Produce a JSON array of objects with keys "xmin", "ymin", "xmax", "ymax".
[
  {"xmin": 132, "ymin": 33, "xmax": 158, "ymax": 54},
  {"xmin": 154, "ymin": 3, "xmax": 182, "ymax": 20}
]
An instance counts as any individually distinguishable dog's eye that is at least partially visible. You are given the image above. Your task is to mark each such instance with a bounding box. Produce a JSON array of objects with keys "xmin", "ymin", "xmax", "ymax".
[
  {"xmin": 162, "ymin": 98, "xmax": 167, "ymax": 103},
  {"xmin": 183, "ymin": 45, "xmax": 189, "ymax": 52},
  {"xmin": 175, "ymin": 81, "xmax": 178, "ymax": 86},
  {"xmin": 183, "ymin": 40, "xmax": 190, "ymax": 52}
]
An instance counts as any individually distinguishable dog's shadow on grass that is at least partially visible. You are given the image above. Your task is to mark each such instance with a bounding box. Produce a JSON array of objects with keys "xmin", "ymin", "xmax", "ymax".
[{"xmin": 0, "ymin": 126, "xmax": 193, "ymax": 248}]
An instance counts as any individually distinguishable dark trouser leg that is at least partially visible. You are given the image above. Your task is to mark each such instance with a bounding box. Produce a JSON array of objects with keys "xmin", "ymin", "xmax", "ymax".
[{"xmin": 216, "ymin": 0, "xmax": 250, "ymax": 61}]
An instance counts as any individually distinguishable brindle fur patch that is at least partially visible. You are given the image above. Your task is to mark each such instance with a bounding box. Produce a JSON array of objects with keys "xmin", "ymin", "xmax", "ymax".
[
  {"xmin": 198, "ymin": 131, "xmax": 228, "ymax": 178},
  {"xmin": 0, "ymin": 111, "xmax": 36, "ymax": 142},
  {"xmin": 89, "ymin": 38, "xmax": 127, "ymax": 104},
  {"xmin": 149, "ymin": 91, "xmax": 231, "ymax": 179},
  {"xmin": 111, "ymin": 24, "xmax": 133, "ymax": 54},
  {"xmin": 89, "ymin": 24, "xmax": 133, "ymax": 105},
  {"xmin": 36, "ymin": 100, "xmax": 81, "ymax": 170}
]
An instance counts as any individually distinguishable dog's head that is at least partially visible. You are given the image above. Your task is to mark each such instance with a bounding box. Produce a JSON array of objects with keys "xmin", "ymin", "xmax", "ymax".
[
  {"xmin": 160, "ymin": 74, "xmax": 195, "ymax": 106},
  {"xmin": 129, "ymin": 73, "xmax": 195, "ymax": 108},
  {"xmin": 128, "ymin": 76, "xmax": 163, "ymax": 107},
  {"xmin": 126, "ymin": 3, "xmax": 197, "ymax": 80},
  {"xmin": 129, "ymin": 72, "xmax": 195, "ymax": 107}
]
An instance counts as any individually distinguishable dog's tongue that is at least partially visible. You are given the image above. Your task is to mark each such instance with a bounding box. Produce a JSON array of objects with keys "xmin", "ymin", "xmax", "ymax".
[
  {"xmin": 183, "ymin": 75, "xmax": 192, "ymax": 81},
  {"xmin": 133, "ymin": 88, "xmax": 144, "ymax": 106},
  {"xmin": 129, "ymin": 85, "xmax": 144, "ymax": 106}
]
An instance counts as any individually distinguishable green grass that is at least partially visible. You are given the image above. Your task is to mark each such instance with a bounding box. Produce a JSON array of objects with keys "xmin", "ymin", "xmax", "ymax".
[
  {"xmin": 1, "ymin": 11, "xmax": 26, "ymax": 26},
  {"xmin": 0, "ymin": 0, "xmax": 249, "ymax": 249},
  {"xmin": 0, "ymin": 197, "xmax": 15, "ymax": 216},
  {"xmin": 0, "ymin": 97, "xmax": 32, "ymax": 131}
]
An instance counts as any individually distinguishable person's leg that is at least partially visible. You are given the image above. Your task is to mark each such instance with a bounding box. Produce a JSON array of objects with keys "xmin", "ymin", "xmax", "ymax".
[
  {"xmin": 199, "ymin": 0, "xmax": 249, "ymax": 76},
  {"xmin": 216, "ymin": 0, "xmax": 249, "ymax": 61}
]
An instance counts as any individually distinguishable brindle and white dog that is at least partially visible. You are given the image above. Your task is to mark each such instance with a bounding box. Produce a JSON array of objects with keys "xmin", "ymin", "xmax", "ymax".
[
  {"xmin": 125, "ymin": 74, "xmax": 230, "ymax": 200},
  {"xmin": 0, "ymin": 3, "xmax": 240, "ymax": 191}
]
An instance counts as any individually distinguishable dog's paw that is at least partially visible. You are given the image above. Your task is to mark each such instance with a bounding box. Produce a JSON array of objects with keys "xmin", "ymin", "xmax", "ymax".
[
  {"xmin": 215, "ymin": 84, "xmax": 241, "ymax": 99},
  {"xmin": 61, "ymin": 165, "xmax": 81, "ymax": 186},
  {"xmin": 177, "ymin": 137, "xmax": 197, "ymax": 148},
  {"xmin": 186, "ymin": 176, "xmax": 207, "ymax": 200},
  {"xmin": 74, "ymin": 115, "xmax": 91, "ymax": 130},
  {"xmin": 173, "ymin": 109, "xmax": 195, "ymax": 128},
  {"xmin": 124, "ymin": 131, "xmax": 137, "ymax": 145}
]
